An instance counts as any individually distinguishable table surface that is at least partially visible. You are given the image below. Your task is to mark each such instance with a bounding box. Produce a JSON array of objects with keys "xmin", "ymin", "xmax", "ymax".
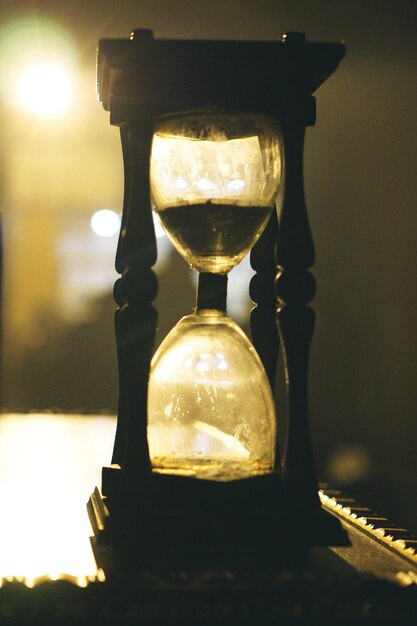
[
  {"xmin": 0, "ymin": 413, "xmax": 416, "ymax": 591},
  {"xmin": 0, "ymin": 413, "xmax": 116, "ymax": 586}
]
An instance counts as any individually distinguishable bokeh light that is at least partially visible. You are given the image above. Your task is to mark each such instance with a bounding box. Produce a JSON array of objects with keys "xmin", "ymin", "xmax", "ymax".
[
  {"xmin": 0, "ymin": 17, "xmax": 77, "ymax": 116},
  {"xmin": 90, "ymin": 209, "xmax": 121, "ymax": 237},
  {"xmin": 18, "ymin": 61, "xmax": 72, "ymax": 118}
]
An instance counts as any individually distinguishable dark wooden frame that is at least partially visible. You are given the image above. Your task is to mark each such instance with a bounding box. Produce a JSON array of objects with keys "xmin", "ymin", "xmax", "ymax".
[{"xmin": 88, "ymin": 30, "xmax": 347, "ymax": 571}]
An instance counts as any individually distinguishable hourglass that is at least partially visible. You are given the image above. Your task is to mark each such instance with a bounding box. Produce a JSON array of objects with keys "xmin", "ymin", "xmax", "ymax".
[
  {"xmin": 88, "ymin": 30, "xmax": 347, "ymax": 570},
  {"xmin": 148, "ymin": 111, "xmax": 282, "ymax": 481}
]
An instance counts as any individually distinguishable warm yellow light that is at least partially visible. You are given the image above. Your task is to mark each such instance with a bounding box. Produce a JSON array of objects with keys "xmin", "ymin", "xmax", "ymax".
[
  {"xmin": 150, "ymin": 134, "xmax": 266, "ymax": 209},
  {"xmin": 17, "ymin": 62, "xmax": 72, "ymax": 118},
  {"xmin": 0, "ymin": 17, "xmax": 77, "ymax": 116},
  {"xmin": 0, "ymin": 414, "xmax": 116, "ymax": 584},
  {"xmin": 90, "ymin": 209, "xmax": 121, "ymax": 237}
]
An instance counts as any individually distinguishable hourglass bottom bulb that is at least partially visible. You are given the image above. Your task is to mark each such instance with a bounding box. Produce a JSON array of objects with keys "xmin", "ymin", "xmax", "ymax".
[{"xmin": 147, "ymin": 310, "xmax": 277, "ymax": 482}]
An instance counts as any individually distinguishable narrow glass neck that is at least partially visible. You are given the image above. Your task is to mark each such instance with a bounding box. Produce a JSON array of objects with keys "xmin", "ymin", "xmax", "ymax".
[{"xmin": 196, "ymin": 272, "xmax": 228, "ymax": 312}]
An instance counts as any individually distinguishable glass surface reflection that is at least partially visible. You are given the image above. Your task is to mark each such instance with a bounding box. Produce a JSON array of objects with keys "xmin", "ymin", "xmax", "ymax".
[
  {"xmin": 148, "ymin": 311, "xmax": 276, "ymax": 480},
  {"xmin": 148, "ymin": 111, "xmax": 281, "ymax": 482},
  {"xmin": 0, "ymin": 413, "xmax": 115, "ymax": 585}
]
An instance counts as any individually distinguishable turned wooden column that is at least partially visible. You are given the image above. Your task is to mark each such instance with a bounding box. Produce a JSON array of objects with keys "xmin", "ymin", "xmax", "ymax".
[
  {"xmin": 275, "ymin": 98, "xmax": 320, "ymax": 511},
  {"xmin": 250, "ymin": 210, "xmax": 281, "ymax": 472},
  {"xmin": 105, "ymin": 117, "xmax": 158, "ymax": 499},
  {"xmin": 250, "ymin": 210, "xmax": 280, "ymax": 391}
]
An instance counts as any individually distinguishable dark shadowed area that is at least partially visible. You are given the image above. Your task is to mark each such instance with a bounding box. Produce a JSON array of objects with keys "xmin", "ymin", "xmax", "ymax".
[{"xmin": 0, "ymin": 0, "xmax": 415, "ymax": 537}]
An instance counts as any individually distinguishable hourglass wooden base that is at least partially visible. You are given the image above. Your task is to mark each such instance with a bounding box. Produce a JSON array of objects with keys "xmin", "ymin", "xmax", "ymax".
[{"xmin": 88, "ymin": 471, "xmax": 348, "ymax": 574}]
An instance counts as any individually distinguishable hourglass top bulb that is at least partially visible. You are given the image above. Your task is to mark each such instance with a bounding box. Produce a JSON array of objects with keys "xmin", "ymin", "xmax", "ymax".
[{"xmin": 150, "ymin": 110, "xmax": 283, "ymax": 274}]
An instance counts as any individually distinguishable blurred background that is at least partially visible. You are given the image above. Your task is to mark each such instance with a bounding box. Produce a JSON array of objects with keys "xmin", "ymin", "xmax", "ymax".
[{"xmin": 0, "ymin": 0, "xmax": 415, "ymax": 535}]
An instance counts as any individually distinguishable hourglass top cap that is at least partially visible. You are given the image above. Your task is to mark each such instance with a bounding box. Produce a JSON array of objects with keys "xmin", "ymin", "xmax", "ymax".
[{"xmin": 97, "ymin": 32, "xmax": 345, "ymax": 122}]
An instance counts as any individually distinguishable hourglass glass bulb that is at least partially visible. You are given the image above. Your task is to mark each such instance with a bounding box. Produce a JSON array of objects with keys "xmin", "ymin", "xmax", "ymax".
[
  {"xmin": 150, "ymin": 111, "xmax": 282, "ymax": 274},
  {"xmin": 148, "ymin": 311, "xmax": 276, "ymax": 481}
]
